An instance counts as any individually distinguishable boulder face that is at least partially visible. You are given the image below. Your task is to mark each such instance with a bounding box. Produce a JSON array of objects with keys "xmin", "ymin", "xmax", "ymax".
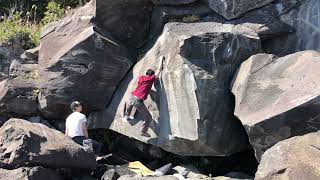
[
  {"xmin": 89, "ymin": 22, "xmax": 262, "ymax": 156},
  {"xmin": 0, "ymin": 118, "xmax": 95, "ymax": 169},
  {"xmin": 38, "ymin": 0, "xmax": 134, "ymax": 119},
  {"xmin": 0, "ymin": 60, "xmax": 38, "ymax": 116},
  {"xmin": 255, "ymin": 132, "xmax": 320, "ymax": 180},
  {"xmin": 232, "ymin": 50, "xmax": 320, "ymax": 160},
  {"xmin": 95, "ymin": 0, "xmax": 153, "ymax": 48},
  {"xmin": 0, "ymin": 167, "xmax": 63, "ymax": 180},
  {"xmin": 206, "ymin": 0, "xmax": 276, "ymax": 20}
]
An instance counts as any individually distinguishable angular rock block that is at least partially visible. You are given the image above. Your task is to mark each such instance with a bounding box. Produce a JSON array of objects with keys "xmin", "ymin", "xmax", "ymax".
[
  {"xmin": 207, "ymin": 0, "xmax": 276, "ymax": 20},
  {"xmin": 20, "ymin": 46, "xmax": 39, "ymax": 63},
  {"xmin": 0, "ymin": 46, "xmax": 23, "ymax": 81},
  {"xmin": 89, "ymin": 22, "xmax": 262, "ymax": 156},
  {"xmin": 0, "ymin": 60, "xmax": 38, "ymax": 116},
  {"xmin": 0, "ymin": 167, "xmax": 63, "ymax": 180},
  {"xmin": 256, "ymin": 132, "xmax": 320, "ymax": 180},
  {"xmin": 0, "ymin": 118, "xmax": 95, "ymax": 169},
  {"xmin": 232, "ymin": 50, "xmax": 320, "ymax": 160},
  {"xmin": 38, "ymin": 0, "xmax": 134, "ymax": 119}
]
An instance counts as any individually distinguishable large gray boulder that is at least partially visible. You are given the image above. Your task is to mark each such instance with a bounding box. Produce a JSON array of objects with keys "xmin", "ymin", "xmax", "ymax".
[
  {"xmin": 0, "ymin": 167, "xmax": 63, "ymax": 180},
  {"xmin": 38, "ymin": 0, "xmax": 134, "ymax": 119},
  {"xmin": 255, "ymin": 132, "xmax": 320, "ymax": 180},
  {"xmin": 0, "ymin": 60, "xmax": 38, "ymax": 116},
  {"xmin": 89, "ymin": 22, "xmax": 262, "ymax": 156},
  {"xmin": 206, "ymin": 0, "xmax": 276, "ymax": 20},
  {"xmin": 232, "ymin": 50, "xmax": 320, "ymax": 160},
  {"xmin": 0, "ymin": 118, "xmax": 95, "ymax": 169}
]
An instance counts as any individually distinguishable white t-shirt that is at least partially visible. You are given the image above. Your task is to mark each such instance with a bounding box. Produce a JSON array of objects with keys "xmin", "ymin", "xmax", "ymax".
[{"xmin": 65, "ymin": 112, "xmax": 87, "ymax": 138}]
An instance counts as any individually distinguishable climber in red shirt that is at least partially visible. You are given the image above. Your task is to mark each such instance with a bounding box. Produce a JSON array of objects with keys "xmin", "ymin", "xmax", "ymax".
[{"xmin": 124, "ymin": 56, "xmax": 165, "ymax": 137}]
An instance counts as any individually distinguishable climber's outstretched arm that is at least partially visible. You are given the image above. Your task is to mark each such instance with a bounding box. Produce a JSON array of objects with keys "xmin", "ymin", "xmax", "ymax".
[{"xmin": 155, "ymin": 56, "xmax": 165, "ymax": 77}]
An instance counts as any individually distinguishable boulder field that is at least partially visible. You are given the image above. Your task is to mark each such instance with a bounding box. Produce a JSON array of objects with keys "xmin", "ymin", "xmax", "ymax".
[{"xmin": 0, "ymin": 0, "xmax": 320, "ymax": 179}]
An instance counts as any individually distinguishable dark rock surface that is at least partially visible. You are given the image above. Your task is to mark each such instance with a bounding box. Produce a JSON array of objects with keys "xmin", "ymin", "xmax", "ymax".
[
  {"xmin": 149, "ymin": 1, "xmax": 212, "ymax": 40},
  {"xmin": 203, "ymin": 0, "xmax": 297, "ymax": 41},
  {"xmin": 150, "ymin": 0, "xmax": 295, "ymax": 43},
  {"xmin": 0, "ymin": 118, "xmax": 96, "ymax": 169},
  {"xmin": 95, "ymin": 0, "xmax": 153, "ymax": 49},
  {"xmin": 232, "ymin": 50, "xmax": 320, "ymax": 160},
  {"xmin": 263, "ymin": 0, "xmax": 320, "ymax": 56},
  {"xmin": 152, "ymin": 0, "xmax": 197, "ymax": 5},
  {"xmin": 89, "ymin": 22, "xmax": 261, "ymax": 156},
  {"xmin": 256, "ymin": 132, "xmax": 320, "ymax": 180},
  {"xmin": 0, "ymin": 166, "xmax": 63, "ymax": 180},
  {"xmin": 111, "ymin": 135, "xmax": 167, "ymax": 162},
  {"xmin": 38, "ymin": 0, "xmax": 134, "ymax": 119},
  {"xmin": 206, "ymin": 0, "xmax": 276, "ymax": 20},
  {"xmin": 118, "ymin": 176, "xmax": 179, "ymax": 180},
  {"xmin": 0, "ymin": 114, "xmax": 8, "ymax": 127},
  {"xmin": 73, "ymin": 175, "xmax": 99, "ymax": 180}
]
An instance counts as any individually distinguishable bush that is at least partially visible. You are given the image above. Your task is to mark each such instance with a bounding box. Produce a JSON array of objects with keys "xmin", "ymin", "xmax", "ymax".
[
  {"xmin": 0, "ymin": 13, "xmax": 40, "ymax": 49},
  {"xmin": 0, "ymin": 1, "xmax": 67, "ymax": 49},
  {"xmin": 41, "ymin": 1, "xmax": 65, "ymax": 26},
  {"xmin": 54, "ymin": 0, "xmax": 90, "ymax": 8},
  {"xmin": 182, "ymin": 15, "xmax": 200, "ymax": 23}
]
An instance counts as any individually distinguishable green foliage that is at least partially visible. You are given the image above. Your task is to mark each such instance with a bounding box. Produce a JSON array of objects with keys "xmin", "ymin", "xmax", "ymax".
[
  {"xmin": 0, "ymin": 0, "xmax": 89, "ymax": 49},
  {"xmin": 0, "ymin": 0, "xmax": 89, "ymax": 17},
  {"xmin": 0, "ymin": 13, "xmax": 41, "ymax": 49},
  {"xmin": 182, "ymin": 15, "xmax": 200, "ymax": 23},
  {"xmin": 23, "ymin": 69, "xmax": 39, "ymax": 80},
  {"xmin": 0, "ymin": 1, "xmax": 69, "ymax": 49},
  {"xmin": 54, "ymin": 0, "xmax": 90, "ymax": 8},
  {"xmin": 41, "ymin": 1, "xmax": 65, "ymax": 26}
]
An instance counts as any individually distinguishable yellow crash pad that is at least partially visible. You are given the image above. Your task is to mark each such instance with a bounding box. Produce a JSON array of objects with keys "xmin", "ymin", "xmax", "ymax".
[{"xmin": 128, "ymin": 161, "xmax": 154, "ymax": 176}]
